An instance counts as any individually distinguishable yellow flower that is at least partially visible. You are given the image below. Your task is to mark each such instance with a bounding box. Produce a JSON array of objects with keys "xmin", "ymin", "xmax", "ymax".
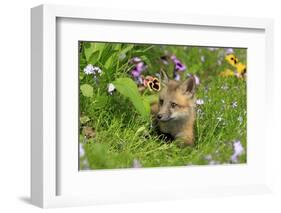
[
  {"xmin": 236, "ymin": 62, "xmax": 246, "ymax": 75},
  {"xmin": 219, "ymin": 69, "xmax": 235, "ymax": 77},
  {"xmin": 144, "ymin": 76, "xmax": 161, "ymax": 92},
  {"xmin": 222, "ymin": 54, "xmax": 246, "ymax": 79},
  {"xmin": 225, "ymin": 54, "xmax": 238, "ymax": 67}
]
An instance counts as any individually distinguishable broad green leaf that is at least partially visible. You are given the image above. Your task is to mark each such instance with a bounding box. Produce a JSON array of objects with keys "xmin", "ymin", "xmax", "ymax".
[
  {"xmin": 99, "ymin": 45, "xmax": 114, "ymax": 64},
  {"xmin": 80, "ymin": 115, "xmax": 90, "ymax": 124},
  {"xmin": 113, "ymin": 78, "xmax": 150, "ymax": 120},
  {"xmin": 88, "ymin": 51, "xmax": 100, "ymax": 64},
  {"xmin": 83, "ymin": 43, "xmax": 94, "ymax": 62},
  {"xmin": 79, "ymin": 73, "xmax": 83, "ymax": 80},
  {"xmin": 83, "ymin": 43, "xmax": 104, "ymax": 62},
  {"xmin": 120, "ymin": 44, "xmax": 134, "ymax": 55},
  {"xmin": 143, "ymin": 95, "xmax": 158, "ymax": 104},
  {"xmin": 104, "ymin": 53, "xmax": 117, "ymax": 70},
  {"xmin": 80, "ymin": 84, "xmax": 93, "ymax": 97}
]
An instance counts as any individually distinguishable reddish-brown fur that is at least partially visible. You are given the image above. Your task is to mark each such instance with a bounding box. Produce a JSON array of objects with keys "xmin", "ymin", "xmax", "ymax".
[{"xmin": 153, "ymin": 76, "xmax": 196, "ymax": 145}]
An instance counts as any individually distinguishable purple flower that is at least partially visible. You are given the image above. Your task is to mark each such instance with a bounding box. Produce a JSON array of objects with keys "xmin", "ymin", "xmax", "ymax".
[
  {"xmin": 231, "ymin": 140, "xmax": 244, "ymax": 163},
  {"xmin": 171, "ymin": 55, "xmax": 186, "ymax": 72},
  {"xmin": 225, "ymin": 48, "xmax": 234, "ymax": 55},
  {"xmin": 131, "ymin": 69, "xmax": 141, "ymax": 78},
  {"xmin": 170, "ymin": 55, "xmax": 177, "ymax": 60},
  {"xmin": 174, "ymin": 59, "xmax": 186, "ymax": 71},
  {"xmin": 131, "ymin": 61, "xmax": 147, "ymax": 78}
]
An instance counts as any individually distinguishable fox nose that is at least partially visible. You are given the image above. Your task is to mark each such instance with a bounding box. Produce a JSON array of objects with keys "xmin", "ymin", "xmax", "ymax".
[{"xmin": 157, "ymin": 114, "xmax": 163, "ymax": 120}]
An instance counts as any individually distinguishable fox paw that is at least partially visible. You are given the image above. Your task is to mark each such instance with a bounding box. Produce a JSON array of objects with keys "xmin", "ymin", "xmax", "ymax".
[{"xmin": 174, "ymin": 137, "xmax": 194, "ymax": 148}]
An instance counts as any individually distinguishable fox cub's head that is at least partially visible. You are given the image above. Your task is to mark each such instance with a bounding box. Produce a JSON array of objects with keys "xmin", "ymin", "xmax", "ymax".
[{"xmin": 157, "ymin": 73, "xmax": 196, "ymax": 122}]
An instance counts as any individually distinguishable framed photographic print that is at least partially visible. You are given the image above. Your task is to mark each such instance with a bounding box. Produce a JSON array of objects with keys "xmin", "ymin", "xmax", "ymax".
[{"xmin": 31, "ymin": 4, "xmax": 274, "ymax": 208}]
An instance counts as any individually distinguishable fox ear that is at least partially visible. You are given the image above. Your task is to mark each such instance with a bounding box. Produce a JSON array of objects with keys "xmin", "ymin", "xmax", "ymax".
[
  {"xmin": 180, "ymin": 76, "xmax": 196, "ymax": 97},
  {"xmin": 160, "ymin": 69, "xmax": 169, "ymax": 85}
]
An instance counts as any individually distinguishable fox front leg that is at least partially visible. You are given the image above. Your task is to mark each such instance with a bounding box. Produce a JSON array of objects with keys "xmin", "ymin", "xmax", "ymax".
[{"xmin": 174, "ymin": 133, "xmax": 194, "ymax": 147}]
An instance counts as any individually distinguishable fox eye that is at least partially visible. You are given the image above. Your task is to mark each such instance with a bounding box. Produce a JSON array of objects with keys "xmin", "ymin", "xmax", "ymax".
[
  {"xmin": 159, "ymin": 99, "xmax": 164, "ymax": 105},
  {"xmin": 171, "ymin": 102, "xmax": 177, "ymax": 108}
]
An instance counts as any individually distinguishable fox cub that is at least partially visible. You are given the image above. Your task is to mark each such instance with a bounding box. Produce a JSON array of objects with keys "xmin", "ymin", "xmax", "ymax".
[{"xmin": 153, "ymin": 73, "xmax": 196, "ymax": 145}]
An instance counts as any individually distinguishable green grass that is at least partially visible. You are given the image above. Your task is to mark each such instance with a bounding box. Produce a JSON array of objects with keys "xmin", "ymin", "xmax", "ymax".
[{"xmin": 79, "ymin": 42, "xmax": 247, "ymax": 170}]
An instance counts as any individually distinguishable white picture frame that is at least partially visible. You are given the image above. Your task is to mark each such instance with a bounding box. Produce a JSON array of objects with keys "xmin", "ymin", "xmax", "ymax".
[{"xmin": 31, "ymin": 4, "xmax": 274, "ymax": 208}]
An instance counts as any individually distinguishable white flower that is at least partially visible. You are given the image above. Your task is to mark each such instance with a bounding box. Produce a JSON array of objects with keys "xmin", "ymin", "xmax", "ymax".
[
  {"xmin": 108, "ymin": 83, "xmax": 115, "ymax": 95},
  {"xmin": 133, "ymin": 159, "xmax": 142, "ymax": 168},
  {"xmin": 196, "ymin": 99, "xmax": 204, "ymax": 105},
  {"xmin": 131, "ymin": 57, "xmax": 142, "ymax": 63},
  {"xmin": 79, "ymin": 143, "xmax": 85, "ymax": 157},
  {"xmin": 221, "ymin": 84, "xmax": 229, "ymax": 90},
  {"xmin": 186, "ymin": 74, "xmax": 200, "ymax": 85},
  {"xmin": 119, "ymin": 53, "xmax": 126, "ymax": 60},
  {"xmin": 204, "ymin": 154, "xmax": 212, "ymax": 161},
  {"xmin": 82, "ymin": 159, "xmax": 90, "ymax": 169},
  {"xmin": 136, "ymin": 76, "xmax": 144, "ymax": 85},
  {"xmin": 238, "ymin": 116, "xmax": 243, "ymax": 124},
  {"xmin": 231, "ymin": 140, "xmax": 244, "ymax": 163},
  {"xmin": 83, "ymin": 64, "xmax": 95, "ymax": 74},
  {"xmin": 232, "ymin": 101, "xmax": 238, "ymax": 108},
  {"xmin": 208, "ymin": 47, "xmax": 218, "ymax": 51},
  {"xmin": 201, "ymin": 56, "xmax": 205, "ymax": 62},
  {"xmin": 174, "ymin": 73, "xmax": 180, "ymax": 81},
  {"xmin": 225, "ymin": 48, "xmax": 234, "ymax": 54},
  {"xmin": 217, "ymin": 117, "xmax": 223, "ymax": 122},
  {"xmin": 94, "ymin": 66, "xmax": 102, "ymax": 74},
  {"xmin": 209, "ymin": 160, "xmax": 218, "ymax": 165},
  {"xmin": 83, "ymin": 64, "xmax": 102, "ymax": 75},
  {"xmin": 197, "ymin": 108, "xmax": 202, "ymax": 114},
  {"xmin": 194, "ymin": 75, "xmax": 200, "ymax": 85},
  {"xmin": 155, "ymin": 73, "xmax": 161, "ymax": 79}
]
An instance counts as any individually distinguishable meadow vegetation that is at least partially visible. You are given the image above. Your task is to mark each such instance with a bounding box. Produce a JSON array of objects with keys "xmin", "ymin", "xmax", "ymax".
[{"xmin": 79, "ymin": 42, "xmax": 247, "ymax": 169}]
